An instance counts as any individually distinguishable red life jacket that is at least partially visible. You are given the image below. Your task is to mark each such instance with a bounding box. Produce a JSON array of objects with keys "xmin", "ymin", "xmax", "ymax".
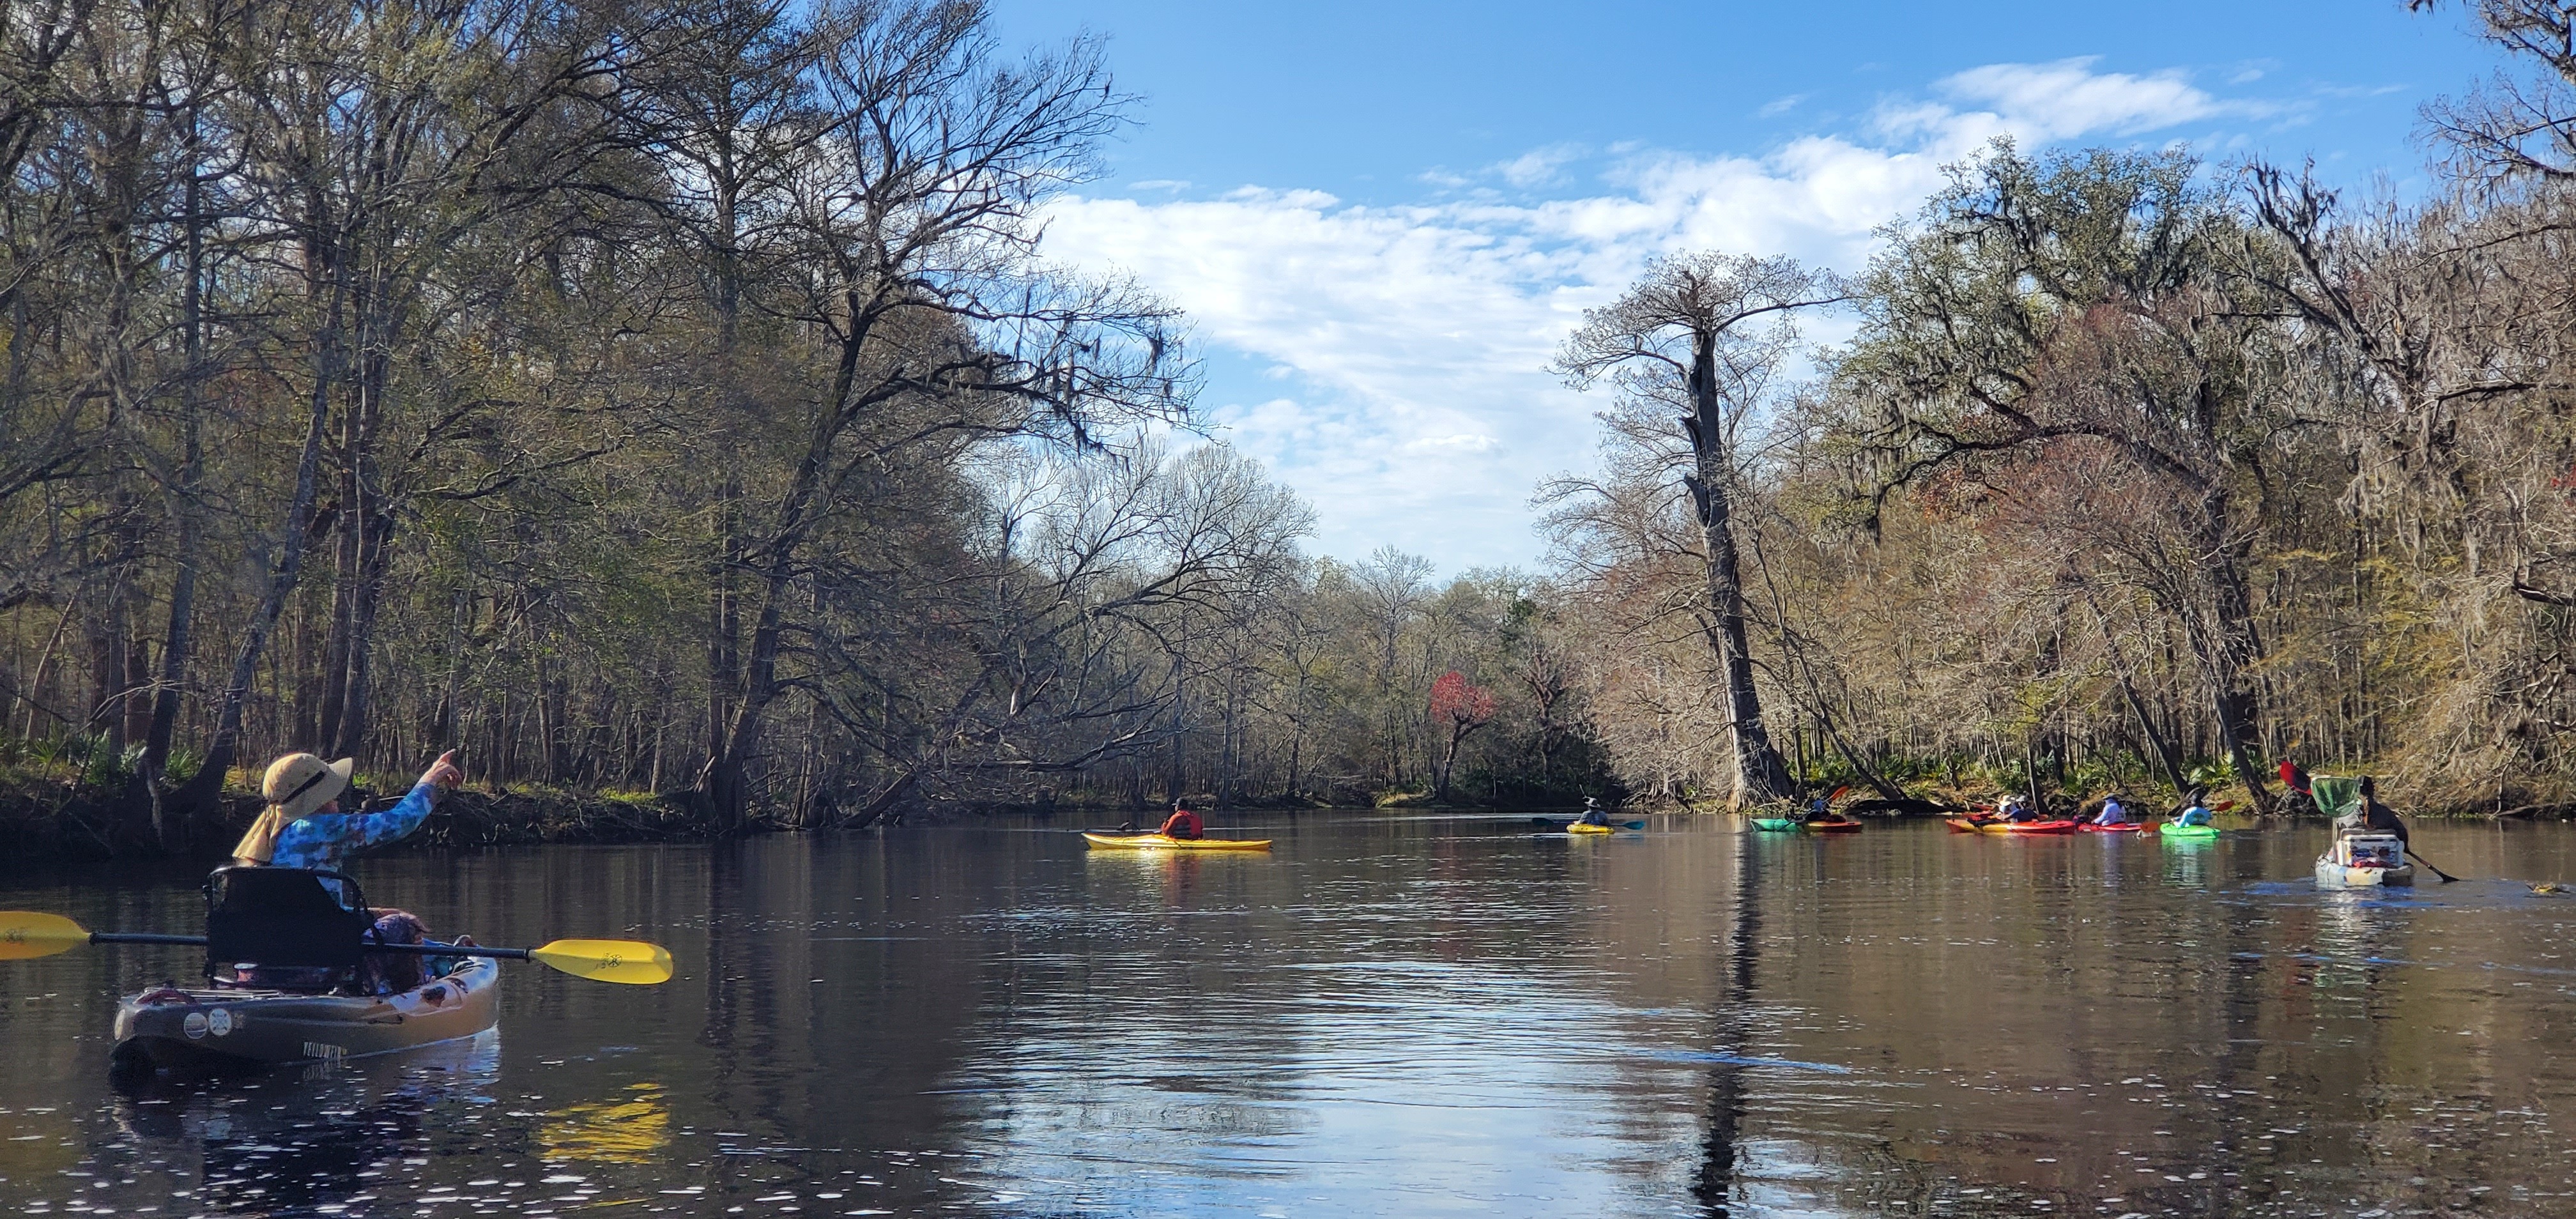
[{"xmin": 1159, "ymin": 810, "xmax": 1204, "ymax": 839}]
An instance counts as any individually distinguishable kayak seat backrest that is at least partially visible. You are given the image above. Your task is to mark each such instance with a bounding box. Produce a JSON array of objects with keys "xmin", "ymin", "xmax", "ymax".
[{"xmin": 203, "ymin": 866, "xmax": 372, "ymax": 986}]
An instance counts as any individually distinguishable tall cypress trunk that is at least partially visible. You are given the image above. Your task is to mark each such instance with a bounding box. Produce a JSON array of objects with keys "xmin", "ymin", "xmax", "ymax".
[{"xmin": 1681, "ymin": 331, "xmax": 1794, "ymax": 808}]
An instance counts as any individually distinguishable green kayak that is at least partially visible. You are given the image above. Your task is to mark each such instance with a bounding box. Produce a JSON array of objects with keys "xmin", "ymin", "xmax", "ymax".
[
  {"xmin": 1751, "ymin": 818, "xmax": 1800, "ymax": 832},
  {"xmin": 2158, "ymin": 822, "xmax": 2220, "ymax": 839}
]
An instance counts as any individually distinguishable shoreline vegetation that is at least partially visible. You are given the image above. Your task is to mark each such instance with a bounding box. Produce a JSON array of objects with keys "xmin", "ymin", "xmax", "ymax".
[
  {"xmin": 2, "ymin": 759, "xmax": 2563, "ymax": 865},
  {"xmin": 13, "ymin": 4, "xmax": 2576, "ymax": 859}
]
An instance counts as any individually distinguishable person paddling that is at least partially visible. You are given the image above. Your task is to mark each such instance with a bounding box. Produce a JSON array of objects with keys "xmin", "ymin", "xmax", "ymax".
[
  {"xmin": 2174, "ymin": 788, "xmax": 2214, "ymax": 828},
  {"xmin": 2338, "ymin": 776, "xmax": 2409, "ymax": 847},
  {"xmin": 2091, "ymin": 793, "xmax": 2136, "ymax": 827},
  {"xmin": 1998, "ymin": 794, "xmax": 2039, "ymax": 824},
  {"xmin": 1158, "ymin": 799, "xmax": 1205, "ymax": 841},
  {"xmin": 231, "ymin": 749, "xmax": 464, "ymax": 993},
  {"xmin": 1574, "ymin": 797, "xmax": 1613, "ymax": 829}
]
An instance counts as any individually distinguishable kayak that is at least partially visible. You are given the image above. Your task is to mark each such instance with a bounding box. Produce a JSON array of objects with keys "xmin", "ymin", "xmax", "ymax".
[
  {"xmin": 1566, "ymin": 822, "xmax": 1618, "ymax": 835},
  {"xmin": 111, "ymin": 954, "xmax": 500, "ymax": 1072},
  {"xmin": 1081, "ymin": 832, "xmax": 1273, "ymax": 851},
  {"xmin": 2079, "ymin": 822, "xmax": 2150, "ymax": 834},
  {"xmin": 1804, "ymin": 818, "xmax": 1862, "ymax": 834},
  {"xmin": 1751, "ymin": 818, "xmax": 1801, "ymax": 832},
  {"xmin": 2158, "ymin": 822, "xmax": 2220, "ymax": 839},
  {"xmin": 1949, "ymin": 818, "xmax": 2077, "ymax": 834}
]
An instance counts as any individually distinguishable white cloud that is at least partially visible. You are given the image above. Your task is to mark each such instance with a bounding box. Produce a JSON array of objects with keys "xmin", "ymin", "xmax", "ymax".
[
  {"xmin": 1039, "ymin": 59, "xmax": 2275, "ymax": 571},
  {"xmin": 1492, "ymin": 143, "xmax": 1586, "ymax": 188},
  {"xmin": 1933, "ymin": 57, "xmax": 2257, "ymax": 140}
]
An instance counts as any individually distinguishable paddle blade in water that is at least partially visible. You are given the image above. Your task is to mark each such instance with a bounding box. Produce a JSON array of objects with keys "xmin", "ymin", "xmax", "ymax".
[
  {"xmin": 0, "ymin": 912, "xmax": 90, "ymax": 960},
  {"xmin": 529, "ymin": 939, "xmax": 674, "ymax": 985}
]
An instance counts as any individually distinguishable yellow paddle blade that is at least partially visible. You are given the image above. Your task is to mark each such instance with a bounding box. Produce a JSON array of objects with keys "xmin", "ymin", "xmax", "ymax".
[
  {"xmin": 0, "ymin": 912, "xmax": 91, "ymax": 961},
  {"xmin": 528, "ymin": 939, "xmax": 673, "ymax": 985}
]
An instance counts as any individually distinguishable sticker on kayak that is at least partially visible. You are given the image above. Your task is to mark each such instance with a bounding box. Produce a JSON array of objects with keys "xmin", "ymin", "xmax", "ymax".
[
  {"xmin": 207, "ymin": 1008, "xmax": 233, "ymax": 1037},
  {"xmin": 183, "ymin": 1011, "xmax": 208, "ymax": 1039},
  {"xmin": 302, "ymin": 1041, "xmax": 347, "ymax": 1061}
]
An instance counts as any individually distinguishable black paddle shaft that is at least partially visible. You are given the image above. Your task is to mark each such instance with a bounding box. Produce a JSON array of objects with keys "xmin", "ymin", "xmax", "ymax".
[{"xmin": 89, "ymin": 931, "xmax": 532, "ymax": 960}]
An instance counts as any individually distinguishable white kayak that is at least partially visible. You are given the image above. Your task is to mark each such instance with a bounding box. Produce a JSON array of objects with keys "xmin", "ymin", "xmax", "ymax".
[{"xmin": 2316, "ymin": 832, "xmax": 2413, "ymax": 887}]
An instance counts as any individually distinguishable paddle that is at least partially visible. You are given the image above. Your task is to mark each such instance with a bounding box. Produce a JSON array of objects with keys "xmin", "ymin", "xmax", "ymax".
[
  {"xmin": 0, "ymin": 912, "xmax": 674, "ymax": 985},
  {"xmin": 2405, "ymin": 848, "xmax": 2460, "ymax": 884}
]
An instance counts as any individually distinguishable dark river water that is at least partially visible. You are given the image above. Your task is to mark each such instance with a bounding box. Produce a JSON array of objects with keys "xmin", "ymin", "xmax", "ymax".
[{"xmin": 6, "ymin": 814, "xmax": 2576, "ymax": 1217}]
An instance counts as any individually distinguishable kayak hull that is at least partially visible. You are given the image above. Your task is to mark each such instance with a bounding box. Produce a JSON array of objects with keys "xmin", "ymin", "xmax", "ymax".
[
  {"xmin": 1751, "ymin": 818, "xmax": 1800, "ymax": 832},
  {"xmin": 2079, "ymin": 822, "xmax": 2149, "ymax": 833},
  {"xmin": 2315, "ymin": 857, "xmax": 2415, "ymax": 887},
  {"xmin": 1565, "ymin": 822, "xmax": 1616, "ymax": 835},
  {"xmin": 1947, "ymin": 818, "xmax": 2078, "ymax": 834},
  {"xmin": 1081, "ymin": 832, "xmax": 1272, "ymax": 851},
  {"xmin": 2159, "ymin": 823, "xmax": 2221, "ymax": 839},
  {"xmin": 111, "ymin": 954, "xmax": 500, "ymax": 1071},
  {"xmin": 1804, "ymin": 819, "xmax": 1861, "ymax": 834}
]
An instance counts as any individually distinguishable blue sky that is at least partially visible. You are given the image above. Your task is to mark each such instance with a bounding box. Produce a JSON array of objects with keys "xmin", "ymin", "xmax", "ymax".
[{"xmin": 990, "ymin": 1, "xmax": 2499, "ymax": 572}]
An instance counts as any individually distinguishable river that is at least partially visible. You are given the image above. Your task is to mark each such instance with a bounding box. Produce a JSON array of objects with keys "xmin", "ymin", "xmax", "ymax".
[{"xmin": 4, "ymin": 815, "xmax": 2575, "ymax": 1216}]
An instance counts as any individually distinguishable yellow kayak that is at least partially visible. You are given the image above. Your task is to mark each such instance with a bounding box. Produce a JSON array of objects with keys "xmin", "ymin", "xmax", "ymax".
[
  {"xmin": 1081, "ymin": 832, "xmax": 1272, "ymax": 851},
  {"xmin": 1567, "ymin": 822, "xmax": 1617, "ymax": 834}
]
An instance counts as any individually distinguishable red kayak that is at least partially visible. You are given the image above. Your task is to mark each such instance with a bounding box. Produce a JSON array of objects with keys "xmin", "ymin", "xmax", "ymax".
[
  {"xmin": 2078, "ymin": 821, "xmax": 2150, "ymax": 834},
  {"xmin": 1804, "ymin": 818, "xmax": 1862, "ymax": 833}
]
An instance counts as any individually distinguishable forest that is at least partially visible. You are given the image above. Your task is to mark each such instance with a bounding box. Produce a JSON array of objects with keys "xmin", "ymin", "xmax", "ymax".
[{"xmin": 5, "ymin": 0, "xmax": 2575, "ymax": 854}]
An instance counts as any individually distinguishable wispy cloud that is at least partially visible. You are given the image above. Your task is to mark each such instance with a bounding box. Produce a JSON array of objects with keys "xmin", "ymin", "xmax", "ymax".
[{"xmin": 1041, "ymin": 59, "xmax": 2281, "ymax": 569}]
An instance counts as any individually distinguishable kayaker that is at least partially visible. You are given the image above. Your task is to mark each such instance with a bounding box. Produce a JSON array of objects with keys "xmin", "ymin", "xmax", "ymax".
[
  {"xmin": 1575, "ymin": 797, "xmax": 1613, "ymax": 828},
  {"xmin": 2091, "ymin": 794, "xmax": 2135, "ymax": 826},
  {"xmin": 1998, "ymin": 795, "xmax": 2039, "ymax": 824},
  {"xmin": 231, "ymin": 749, "xmax": 463, "ymax": 995},
  {"xmin": 2174, "ymin": 791, "xmax": 2214, "ymax": 828},
  {"xmin": 1803, "ymin": 794, "xmax": 1830, "ymax": 824},
  {"xmin": 2336, "ymin": 776, "xmax": 2409, "ymax": 846},
  {"xmin": 233, "ymin": 749, "xmax": 463, "ymax": 870},
  {"xmin": 1158, "ymin": 800, "xmax": 1205, "ymax": 841}
]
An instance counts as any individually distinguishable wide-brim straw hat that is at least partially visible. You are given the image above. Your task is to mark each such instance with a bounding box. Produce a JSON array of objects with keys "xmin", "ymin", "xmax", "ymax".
[{"xmin": 261, "ymin": 753, "xmax": 355, "ymax": 821}]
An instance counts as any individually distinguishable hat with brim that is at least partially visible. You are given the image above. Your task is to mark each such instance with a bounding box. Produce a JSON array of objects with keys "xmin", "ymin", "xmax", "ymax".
[{"xmin": 261, "ymin": 753, "xmax": 355, "ymax": 822}]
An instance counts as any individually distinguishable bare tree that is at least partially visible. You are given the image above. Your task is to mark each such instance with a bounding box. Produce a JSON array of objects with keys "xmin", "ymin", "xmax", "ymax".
[{"xmin": 1552, "ymin": 252, "xmax": 1840, "ymax": 808}]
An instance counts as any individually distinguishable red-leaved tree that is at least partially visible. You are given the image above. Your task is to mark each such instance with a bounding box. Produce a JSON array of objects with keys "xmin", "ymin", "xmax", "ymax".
[{"xmin": 1429, "ymin": 670, "xmax": 1497, "ymax": 803}]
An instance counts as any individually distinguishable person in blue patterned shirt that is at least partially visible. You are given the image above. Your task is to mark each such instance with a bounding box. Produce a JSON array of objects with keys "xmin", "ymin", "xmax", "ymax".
[{"xmin": 228, "ymin": 749, "xmax": 463, "ymax": 993}]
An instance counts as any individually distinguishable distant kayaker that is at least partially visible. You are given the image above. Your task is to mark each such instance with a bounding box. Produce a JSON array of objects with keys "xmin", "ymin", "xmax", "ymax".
[
  {"xmin": 1575, "ymin": 797, "xmax": 1613, "ymax": 828},
  {"xmin": 2091, "ymin": 794, "xmax": 2135, "ymax": 826},
  {"xmin": 2336, "ymin": 776, "xmax": 2409, "ymax": 846},
  {"xmin": 1998, "ymin": 795, "xmax": 2039, "ymax": 824},
  {"xmin": 1804, "ymin": 794, "xmax": 1830, "ymax": 824},
  {"xmin": 2174, "ymin": 790, "xmax": 2214, "ymax": 828},
  {"xmin": 1158, "ymin": 800, "xmax": 1205, "ymax": 841}
]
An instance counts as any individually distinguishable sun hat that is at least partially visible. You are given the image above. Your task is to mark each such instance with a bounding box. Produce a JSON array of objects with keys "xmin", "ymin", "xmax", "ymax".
[
  {"xmin": 229, "ymin": 753, "xmax": 352, "ymax": 864},
  {"xmin": 263, "ymin": 753, "xmax": 355, "ymax": 820}
]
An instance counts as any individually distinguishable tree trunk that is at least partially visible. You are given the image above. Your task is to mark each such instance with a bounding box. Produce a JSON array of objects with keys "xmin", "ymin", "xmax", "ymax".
[
  {"xmin": 2190, "ymin": 487, "xmax": 2276, "ymax": 815},
  {"xmin": 172, "ymin": 239, "xmax": 344, "ymax": 822},
  {"xmin": 1683, "ymin": 331, "xmax": 1795, "ymax": 808}
]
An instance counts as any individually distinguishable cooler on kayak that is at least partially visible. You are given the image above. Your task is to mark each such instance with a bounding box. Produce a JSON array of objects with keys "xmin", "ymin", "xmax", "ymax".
[{"xmin": 2315, "ymin": 832, "xmax": 2414, "ymax": 887}]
